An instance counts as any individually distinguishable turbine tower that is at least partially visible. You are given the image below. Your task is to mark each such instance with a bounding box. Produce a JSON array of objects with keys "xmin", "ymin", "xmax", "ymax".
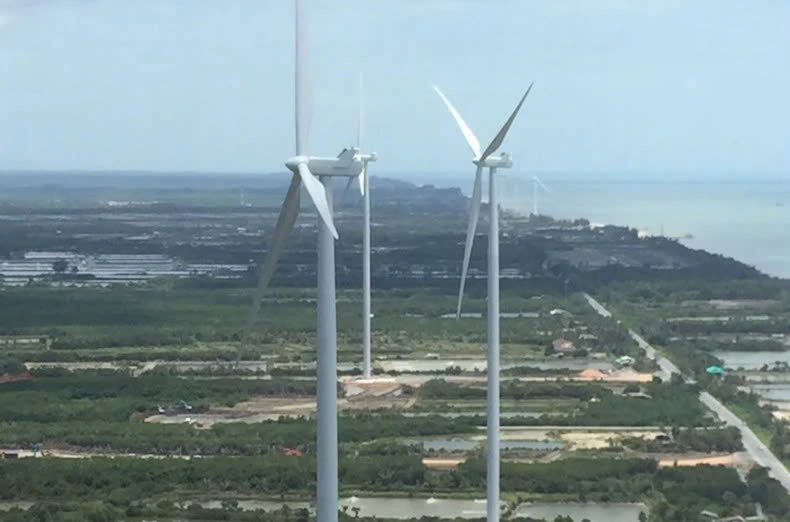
[
  {"xmin": 434, "ymin": 83, "xmax": 533, "ymax": 522},
  {"xmin": 531, "ymin": 175, "xmax": 550, "ymax": 216},
  {"xmin": 245, "ymin": 2, "xmax": 363, "ymax": 520}
]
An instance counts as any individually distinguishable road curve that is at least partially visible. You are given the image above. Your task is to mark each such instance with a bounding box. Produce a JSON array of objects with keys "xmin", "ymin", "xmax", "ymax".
[{"xmin": 583, "ymin": 292, "xmax": 790, "ymax": 492}]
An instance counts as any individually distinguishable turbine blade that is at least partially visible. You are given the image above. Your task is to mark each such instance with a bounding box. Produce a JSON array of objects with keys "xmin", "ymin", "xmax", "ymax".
[
  {"xmin": 295, "ymin": 0, "xmax": 311, "ymax": 155},
  {"xmin": 342, "ymin": 175, "xmax": 356, "ymax": 203},
  {"xmin": 480, "ymin": 82, "xmax": 533, "ymax": 162},
  {"xmin": 433, "ymin": 85, "xmax": 482, "ymax": 159},
  {"xmin": 244, "ymin": 173, "xmax": 302, "ymax": 338},
  {"xmin": 456, "ymin": 166, "xmax": 483, "ymax": 319},
  {"xmin": 358, "ymin": 164, "xmax": 366, "ymax": 196},
  {"xmin": 357, "ymin": 73, "xmax": 364, "ymax": 149},
  {"xmin": 298, "ymin": 162, "xmax": 338, "ymax": 239},
  {"xmin": 533, "ymin": 175, "xmax": 551, "ymax": 193}
]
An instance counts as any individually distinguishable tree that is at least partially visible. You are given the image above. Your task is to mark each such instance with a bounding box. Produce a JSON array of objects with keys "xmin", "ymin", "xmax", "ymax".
[
  {"xmin": 52, "ymin": 259, "xmax": 68, "ymax": 273},
  {"xmin": 770, "ymin": 423, "xmax": 786, "ymax": 459}
]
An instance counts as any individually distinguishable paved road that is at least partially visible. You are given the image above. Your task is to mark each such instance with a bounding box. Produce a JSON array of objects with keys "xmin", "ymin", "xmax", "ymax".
[
  {"xmin": 627, "ymin": 328, "xmax": 676, "ymax": 382},
  {"xmin": 583, "ymin": 292, "xmax": 790, "ymax": 492},
  {"xmin": 700, "ymin": 391, "xmax": 790, "ymax": 490}
]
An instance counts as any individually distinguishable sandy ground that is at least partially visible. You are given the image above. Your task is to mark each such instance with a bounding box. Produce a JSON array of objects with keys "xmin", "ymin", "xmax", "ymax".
[
  {"xmin": 0, "ymin": 447, "xmax": 193, "ymax": 460},
  {"xmin": 145, "ymin": 378, "xmax": 411, "ymax": 426},
  {"xmin": 556, "ymin": 430, "xmax": 663, "ymax": 450},
  {"xmin": 422, "ymin": 457, "xmax": 466, "ymax": 470},
  {"xmin": 657, "ymin": 453, "xmax": 741, "ymax": 468},
  {"xmin": 0, "ymin": 502, "xmax": 35, "ymax": 512},
  {"xmin": 572, "ymin": 368, "xmax": 654, "ymax": 383},
  {"xmin": 25, "ymin": 361, "xmax": 124, "ymax": 371},
  {"xmin": 470, "ymin": 427, "xmax": 664, "ymax": 450},
  {"xmin": 24, "ymin": 360, "xmax": 270, "ymax": 376}
]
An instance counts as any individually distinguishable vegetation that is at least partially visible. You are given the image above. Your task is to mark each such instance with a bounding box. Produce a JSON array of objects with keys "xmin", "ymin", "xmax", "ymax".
[
  {"xmin": 621, "ymin": 427, "xmax": 743, "ymax": 453},
  {"xmin": 747, "ymin": 465, "xmax": 790, "ymax": 517},
  {"xmin": 421, "ymin": 380, "xmax": 713, "ymax": 427},
  {"xmin": 0, "ymin": 358, "xmax": 25, "ymax": 376},
  {"xmin": 0, "ymin": 371, "xmax": 316, "ymax": 423},
  {"xmin": 1, "ymin": 179, "xmax": 787, "ymax": 520}
]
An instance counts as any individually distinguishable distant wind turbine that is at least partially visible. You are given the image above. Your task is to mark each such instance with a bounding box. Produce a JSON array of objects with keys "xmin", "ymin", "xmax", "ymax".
[
  {"xmin": 244, "ymin": 1, "xmax": 364, "ymax": 520},
  {"xmin": 532, "ymin": 175, "xmax": 550, "ymax": 216},
  {"xmin": 343, "ymin": 74, "xmax": 378, "ymax": 378},
  {"xmin": 434, "ymin": 82, "xmax": 533, "ymax": 522}
]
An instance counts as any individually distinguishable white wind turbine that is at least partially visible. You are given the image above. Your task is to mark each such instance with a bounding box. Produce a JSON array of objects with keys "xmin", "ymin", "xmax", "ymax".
[
  {"xmin": 532, "ymin": 175, "xmax": 551, "ymax": 216},
  {"xmin": 434, "ymin": 83, "xmax": 533, "ymax": 522},
  {"xmin": 245, "ymin": 1, "xmax": 363, "ymax": 520},
  {"xmin": 343, "ymin": 75, "xmax": 377, "ymax": 379}
]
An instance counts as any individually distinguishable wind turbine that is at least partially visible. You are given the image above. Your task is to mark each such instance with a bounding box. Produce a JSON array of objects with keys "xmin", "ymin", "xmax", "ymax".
[
  {"xmin": 532, "ymin": 175, "xmax": 550, "ymax": 216},
  {"xmin": 244, "ymin": 2, "xmax": 363, "ymax": 520},
  {"xmin": 434, "ymin": 83, "xmax": 533, "ymax": 522},
  {"xmin": 343, "ymin": 75, "xmax": 378, "ymax": 379}
]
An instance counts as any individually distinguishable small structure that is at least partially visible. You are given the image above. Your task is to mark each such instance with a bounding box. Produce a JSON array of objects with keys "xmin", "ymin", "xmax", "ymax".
[
  {"xmin": 281, "ymin": 446, "xmax": 304, "ymax": 457},
  {"xmin": 0, "ymin": 371, "xmax": 35, "ymax": 385},
  {"xmin": 552, "ymin": 338, "xmax": 576, "ymax": 354},
  {"xmin": 0, "ymin": 336, "xmax": 51, "ymax": 351},
  {"xmin": 615, "ymin": 355, "xmax": 636, "ymax": 368},
  {"xmin": 706, "ymin": 366, "xmax": 725, "ymax": 376}
]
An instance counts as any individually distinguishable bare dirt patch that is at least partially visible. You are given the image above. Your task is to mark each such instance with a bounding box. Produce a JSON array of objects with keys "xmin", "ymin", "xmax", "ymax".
[
  {"xmin": 422, "ymin": 457, "xmax": 466, "ymax": 470},
  {"xmin": 657, "ymin": 453, "xmax": 741, "ymax": 468},
  {"xmin": 144, "ymin": 379, "xmax": 412, "ymax": 427}
]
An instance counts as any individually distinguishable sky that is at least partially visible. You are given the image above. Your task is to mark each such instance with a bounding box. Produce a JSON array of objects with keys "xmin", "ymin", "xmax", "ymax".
[{"xmin": 1, "ymin": 0, "xmax": 789, "ymax": 178}]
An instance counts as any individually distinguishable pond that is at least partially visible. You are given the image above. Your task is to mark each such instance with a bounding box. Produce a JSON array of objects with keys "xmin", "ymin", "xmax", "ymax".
[
  {"xmin": 369, "ymin": 359, "xmax": 613, "ymax": 373},
  {"xmin": 750, "ymin": 384, "xmax": 790, "ymax": 402},
  {"xmin": 178, "ymin": 499, "xmax": 646, "ymax": 520},
  {"xmin": 514, "ymin": 502, "xmax": 647, "ymax": 522},
  {"xmin": 180, "ymin": 498, "xmax": 492, "ymax": 519},
  {"xmin": 340, "ymin": 497, "xmax": 491, "ymax": 519},
  {"xmin": 402, "ymin": 411, "xmax": 549, "ymax": 419},
  {"xmin": 714, "ymin": 350, "xmax": 790, "ymax": 371}
]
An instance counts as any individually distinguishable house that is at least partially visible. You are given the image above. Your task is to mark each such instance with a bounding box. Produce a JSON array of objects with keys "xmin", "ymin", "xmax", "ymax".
[
  {"xmin": 615, "ymin": 355, "xmax": 636, "ymax": 367},
  {"xmin": 624, "ymin": 391, "xmax": 653, "ymax": 400},
  {"xmin": 552, "ymin": 338, "xmax": 576, "ymax": 354}
]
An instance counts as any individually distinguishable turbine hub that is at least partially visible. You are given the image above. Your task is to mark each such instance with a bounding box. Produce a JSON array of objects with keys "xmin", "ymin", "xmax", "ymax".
[{"xmin": 285, "ymin": 155, "xmax": 309, "ymax": 172}]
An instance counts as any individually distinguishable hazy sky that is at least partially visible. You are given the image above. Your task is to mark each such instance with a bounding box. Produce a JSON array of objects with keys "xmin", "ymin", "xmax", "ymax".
[{"xmin": 1, "ymin": 0, "xmax": 789, "ymax": 176}]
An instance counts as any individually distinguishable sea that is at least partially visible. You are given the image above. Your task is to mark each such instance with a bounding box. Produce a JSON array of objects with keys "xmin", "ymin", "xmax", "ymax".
[{"xmin": 412, "ymin": 173, "xmax": 789, "ymax": 279}]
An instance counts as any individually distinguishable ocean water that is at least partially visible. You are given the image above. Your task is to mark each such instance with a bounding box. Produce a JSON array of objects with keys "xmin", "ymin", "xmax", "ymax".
[{"xmin": 441, "ymin": 174, "xmax": 789, "ymax": 278}]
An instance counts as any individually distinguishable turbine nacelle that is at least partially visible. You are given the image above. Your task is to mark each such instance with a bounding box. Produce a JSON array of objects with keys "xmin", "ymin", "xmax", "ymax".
[
  {"xmin": 476, "ymin": 152, "xmax": 512, "ymax": 169},
  {"xmin": 356, "ymin": 151, "xmax": 378, "ymax": 164},
  {"xmin": 285, "ymin": 147, "xmax": 365, "ymax": 178}
]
